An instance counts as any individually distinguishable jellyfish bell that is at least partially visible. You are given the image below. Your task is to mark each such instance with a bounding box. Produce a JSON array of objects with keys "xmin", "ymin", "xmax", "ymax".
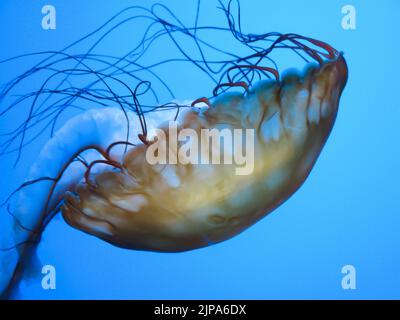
[{"xmin": 62, "ymin": 54, "xmax": 348, "ymax": 252}]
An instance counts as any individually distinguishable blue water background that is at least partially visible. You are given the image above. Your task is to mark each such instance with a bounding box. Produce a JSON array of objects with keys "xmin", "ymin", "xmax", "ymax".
[{"xmin": 0, "ymin": 0, "xmax": 399, "ymax": 299}]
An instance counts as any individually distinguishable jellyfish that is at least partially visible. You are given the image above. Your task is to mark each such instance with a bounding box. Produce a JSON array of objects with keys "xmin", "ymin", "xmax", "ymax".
[{"xmin": 0, "ymin": 0, "xmax": 348, "ymax": 297}]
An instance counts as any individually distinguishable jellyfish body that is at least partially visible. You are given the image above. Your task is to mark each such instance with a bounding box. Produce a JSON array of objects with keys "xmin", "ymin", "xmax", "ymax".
[
  {"xmin": 62, "ymin": 55, "xmax": 348, "ymax": 252},
  {"xmin": 0, "ymin": 1, "xmax": 349, "ymax": 298}
]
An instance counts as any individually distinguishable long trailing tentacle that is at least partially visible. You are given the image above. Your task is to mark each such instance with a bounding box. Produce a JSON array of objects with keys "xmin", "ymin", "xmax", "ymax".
[
  {"xmin": 0, "ymin": 1, "xmax": 339, "ymax": 159},
  {"xmin": 0, "ymin": 144, "xmax": 123, "ymax": 251}
]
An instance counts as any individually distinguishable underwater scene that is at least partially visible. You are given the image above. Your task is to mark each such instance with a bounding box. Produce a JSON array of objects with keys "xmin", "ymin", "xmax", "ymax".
[{"xmin": 0, "ymin": 0, "xmax": 399, "ymax": 300}]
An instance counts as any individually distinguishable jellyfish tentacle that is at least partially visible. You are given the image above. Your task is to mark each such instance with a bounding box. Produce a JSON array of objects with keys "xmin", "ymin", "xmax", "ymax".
[
  {"xmin": 213, "ymin": 81, "xmax": 249, "ymax": 96},
  {"xmin": 6, "ymin": 205, "xmax": 40, "ymax": 235},
  {"xmin": 106, "ymin": 141, "xmax": 137, "ymax": 157},
  {"xmin": 191, "ymin": 97, "xmax": 212, "ymax": 108},
  {"xmin": 84, "ymin": 159, "xmax": 124, "ymax": 190},
  {"xmin": 227, "ymin": 65, "xmax": 280, "ymax": 82}
]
